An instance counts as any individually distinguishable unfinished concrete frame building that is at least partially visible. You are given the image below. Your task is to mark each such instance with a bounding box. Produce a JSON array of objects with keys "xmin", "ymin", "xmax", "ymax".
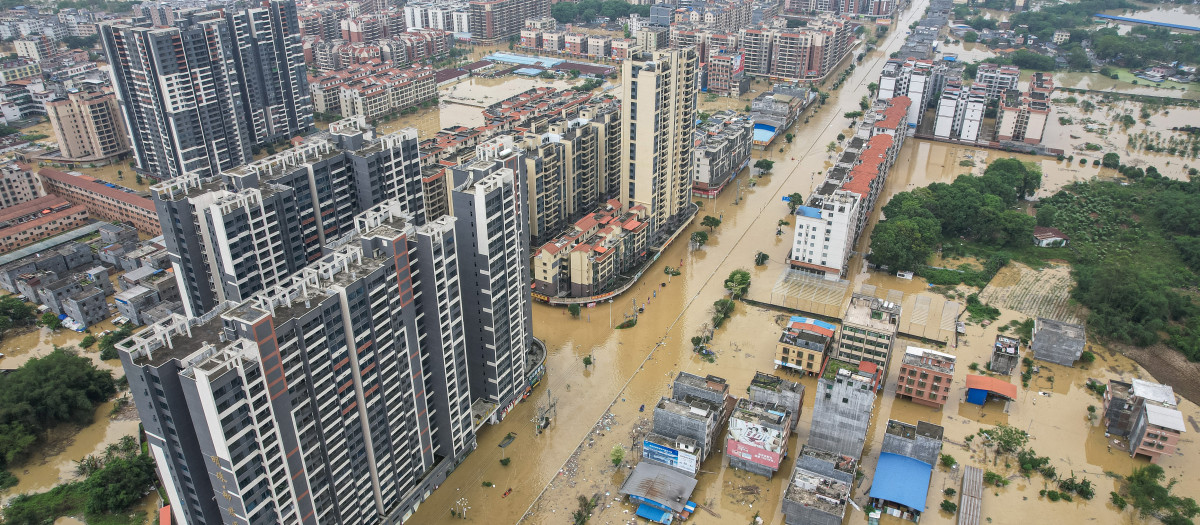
[{"xmin": 808, "ymin": 364, "xmax": 876, "ymax": 459}]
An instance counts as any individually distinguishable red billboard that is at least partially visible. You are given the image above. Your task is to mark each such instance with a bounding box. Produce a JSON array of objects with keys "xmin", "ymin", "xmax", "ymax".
[{"xmin": 726, "ymin": 438, "xmax": 782, "ymax": 469}]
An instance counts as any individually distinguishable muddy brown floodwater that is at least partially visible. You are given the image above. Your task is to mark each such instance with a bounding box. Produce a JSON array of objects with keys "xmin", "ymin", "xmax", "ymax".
[
  {"xmin": 1, "ymin": 325, "xmax": 155, "ymax": 522},
  {"xmin": 408, "ymin": 2, "xmax": 1200, "ymax": 523}
]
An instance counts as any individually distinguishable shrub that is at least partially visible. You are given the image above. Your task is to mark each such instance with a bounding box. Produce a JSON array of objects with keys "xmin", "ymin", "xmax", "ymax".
[
  {"xmin": 940, "ymin": 454, "xmax": 957, "ymax": 468},
  {"xmin": 1110, "ymin": 491, "xmax": 1127, "ymax": 510}
]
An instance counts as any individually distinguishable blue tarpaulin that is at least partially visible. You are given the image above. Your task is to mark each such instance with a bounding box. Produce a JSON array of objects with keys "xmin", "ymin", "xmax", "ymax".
[
  {"xmin": 966, "ymin": 388, "xmax": 989, "ymax": 405},
  {"xmin": 870, "ymin": 453, "xmax": 932, "ymax": 512},
  {"xmin": 636, "ymin": 504, "xmax": 672, "ymax": 524}
]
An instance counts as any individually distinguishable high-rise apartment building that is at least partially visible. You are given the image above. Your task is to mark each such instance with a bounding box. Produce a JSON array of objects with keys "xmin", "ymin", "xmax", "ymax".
[
  {"xmin": 621, "ymin": 47, "xmax": 698, "ymax": 238},
  {"xmin": 119, "ymin": 201, "xmax": 474, "ymax": 525},
  {"xmin": 739, "ymin": 16, "xmax": 853, "ymax": 82},
  {"xmin": 468, "ymin": 0, "xmax": 549, "ymax": 45},
  {"xmin": 44, "ymin": 84, "xmax": 131, "ymax": 164},
  {"xmin": 101, "ymin": 1, "xmax": 312, "ymax": 180},
  {"xmin": 152, "ymin": 119, "xmax": 424, "ymax": 318},
  {"xmin": 449, "ymin": 139, "xmax": 533, "ymax": 418}
]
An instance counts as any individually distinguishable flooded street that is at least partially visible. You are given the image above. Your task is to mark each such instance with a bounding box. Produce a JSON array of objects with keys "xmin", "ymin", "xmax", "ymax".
[
  {"xmin": 408, "ymin": 1, "xmax": 942, "ymax": 522},
  {"xmin": 408, "ymin": 2, "xmax": 1200, "ymax": 524}
]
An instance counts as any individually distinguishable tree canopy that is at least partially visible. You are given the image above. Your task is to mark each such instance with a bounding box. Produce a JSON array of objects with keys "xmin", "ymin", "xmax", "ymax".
[
  {"xmin": 551, "ymin": 0, "xmax": 649, "ymax": 24},
  {"xmin": 0, "ymin": 348, "xmax": 115, "ymax": 469},
  {"xmin": 1039, "ymin": 172, "xmax": 1200, "ymax": 358},
  {"xmin": 868, "ymin": 159, "xmax": 1040, "ymax": 271}
]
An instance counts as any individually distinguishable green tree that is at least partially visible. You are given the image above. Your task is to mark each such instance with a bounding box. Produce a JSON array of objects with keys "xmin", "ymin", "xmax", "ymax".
[
  {"xmin": 610, "ymin": 444, "xmax": 625, "ymax": 466},
  {"xmin": 0, "ymin": 349, "xmax": 116, "ymax": 468},
  {"xmin": 844, "ymin": 111, "xmax": 864, "ymax": 119},
  {"xmin": 754, "ymin": 159, "xmax": 774, "ymax": 172},
  {"xmin": 826, "ymin": 141, "xmax": 837, "ymax": 153},
  {"xmin": 551, "ymin": 2, "xmax": 579, "ymax": 22},
  {"xmin": 691, "ymin": 231, "xmax": 708, "ymax": 247},
  {"xmin": 724, "ymin": 269, "xmax": 751, "ymax": 298},
  {"xmin": 979, "ymin": 424, "xmax": 1029, "ymax": 456},
  {"xmin": 582, "ymin": 355, "xmax": 593, "ymax": 368},
  {"xmin": 785, "ymin": 133, "xmax": 795, "ymax": 143},
  {"xmin": 701, "ymin": 215, "xmax": 722, "ymax": 231},
  {"xmin": 868, "ymin": 216, "xmax": 941, "ymax": 271},
  {"xmin": 754, "ymin": 252, "xmax": 769, "ymax": 266},
  {"xmin": 84, "ymin": 453, "xmax": 157, "ymax": 514},
  {"xmin": 786, "ymin": 192, "xmax": 804, "ymax": 214},
  {"xmin": 135, "ymin": 173, "xmax": 143, "ymax": 185},
  {"xmin": 568, "ymin": 303, "xmax": 581, "ymax": 318},
  {"xmin": 1102, "ymin": 152, "xmax": 1120, "ymax": 169},
  {"xmin": 40, "ymin": 312, "xmax": 61, "ymax": 330},
  {"xmin": 941, "ymin": 499, "xmax": 958, "ymax": 512},
  {"xmin": 837, "ymin": 133, "xmax": 845, "ymax": 142},
  {"xmin": 79, "ymin": 335, "xmax": 96, "ymax": 349},
  {"xmin": 859, "ymin": 95, "xmax": 870, "ymax": 110},
  {"xmin": 1036, "ymin": 203, "xmax": 1058, "ymax": 227},
  {"xmin": 964, "ymin": 31, "xmax": 979, "ymax": 43},
  {"xmin": 868, "ymin": 82, "xmax": 878, "ymax": 96}
]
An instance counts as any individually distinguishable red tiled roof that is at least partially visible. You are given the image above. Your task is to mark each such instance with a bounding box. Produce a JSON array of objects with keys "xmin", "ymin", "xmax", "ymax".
[
  {"xmin": 875, "ymin": 96, "xmax": 911, "ymax": 130},
  {"xmin": 1033, "ymin": 226, "xmax": 1068, "ymax": 240},
  {"xmin": 38, "ymin": 169, "xmax": 155, "ymax": 212},
  {"xmin": 965, "ymin": 375, "xmax": 1017, "ymax": 400}
]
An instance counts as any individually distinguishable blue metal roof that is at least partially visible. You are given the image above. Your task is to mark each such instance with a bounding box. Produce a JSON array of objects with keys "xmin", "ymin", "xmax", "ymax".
[
  {"xmin": 1093, "ymin": 14, "xmax": 1200, "ymax": 32},
  {"xmin": 795, "ymin": 205, "xmax": 822, "ymax": 219},
  {"xmin": 789, "ymin": 316, "xmax": 837, "ymax": 331},
  {"xmin": 870, "ymin": 453, "xmax": 932, "ymax": 511},
  {"xmin": 636, "ymin": 504, "xmax": 671, "ymax": 523}
]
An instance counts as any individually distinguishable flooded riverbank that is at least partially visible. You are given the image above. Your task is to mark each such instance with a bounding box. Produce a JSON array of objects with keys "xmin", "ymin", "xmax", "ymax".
[{"xmin": 1, "ymin": 325, "xmax": 149, "ymax": 525}]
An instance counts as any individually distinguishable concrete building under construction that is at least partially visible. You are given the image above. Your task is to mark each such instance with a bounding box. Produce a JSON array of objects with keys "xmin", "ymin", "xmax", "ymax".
[{"xmin": 808, "ymin": 360, "xmax": 877, "ymax": 458}]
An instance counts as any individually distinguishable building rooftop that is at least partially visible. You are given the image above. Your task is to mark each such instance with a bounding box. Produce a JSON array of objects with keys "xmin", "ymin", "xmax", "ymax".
[
  {"xmin": 843, "ymin": 293, "xmax": 900, "ymax": 332},
  {"xmin": 731, "ymin": 398, "xmax": 789, "ymax": 429},
  {"xmin": 657, "ymin": 396, "xmax": 719, "ymax": 422},
  {"xmin": 869, "ymin": 452, "xmax": 932, "ymax": 511},
  {"xmin": 901, "ymin": 346, "xmax": 956, "ymax": 374},
  {"xmin": 618, "ymin": 462, "xmax": 698, "ymax": 513},
  {"xmin": 784, "ymin": 446, "xmax": 856, "ymax": 515},
  {"xmin": 1144, "ymin": 404, "xmax": 1186, "ymax": 433},
  {"xmin": 750, "ymin": 371, "xmax": 802, "ymax": 394},
  {"xmin": 1032, "ymin": 317, "xmax": 1086, "ymax": 366},
  {"xmin": 675, "ymin": 371, "xmax": 729, "ymax": 395},
  {"xmin": 1131, "ymin": 379, "xmax": 1176, "ymax": 407}
]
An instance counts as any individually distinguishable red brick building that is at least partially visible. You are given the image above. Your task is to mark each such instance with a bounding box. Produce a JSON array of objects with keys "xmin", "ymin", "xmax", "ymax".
[{"xmin": 896, "ymin": 346, "xmax": 956, "ymax": 408}]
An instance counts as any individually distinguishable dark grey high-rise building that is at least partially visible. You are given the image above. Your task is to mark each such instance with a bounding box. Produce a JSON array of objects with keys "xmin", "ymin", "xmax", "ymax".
[
  {"xmin": 119, "ymin": 203, "xmax": 474, "ymax": 525},
  {"xmin": 151, "ymin": 120, "xmax": 424, "ymax": 318},
  {"xmin": 449, "ymin": 136, "xmax": 533, "ymax": 421},
  {"xmin": 101, "ymin": 1, "xmax": 312, "ymax": 180}
]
